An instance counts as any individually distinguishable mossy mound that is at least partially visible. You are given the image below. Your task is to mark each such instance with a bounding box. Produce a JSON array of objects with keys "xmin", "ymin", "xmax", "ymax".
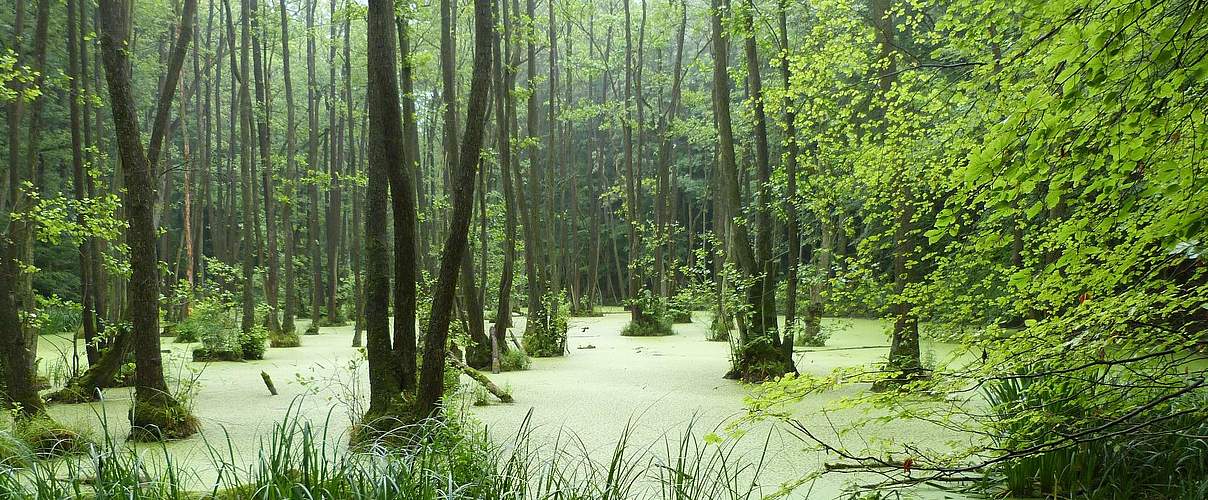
[
  {"xmin": 7, "ymin": 415, "xmax": 89, "ymax": 460},
  {"xmin": 303, "ymin": 323, "xmax": 320, "ymax": 335},
  {"xmin": 499, "ymin": 348, "xmax": 531, "ymax": 372},
  {"xmin": 192, "ymin": 348, "xmax": 243, "ymax": 362},
  {"xmin": 128, "ymin": 397, "xmax": 199, "ymax": 442},
  {"xmin": 670, "ymin": 311, "xmax": 693, "ymax": 324},
  {"xmin": 270, "ymin": 330, "xmax": 302, "ymax": 348},
  {"xmin": 621, "ymin": 313, "xmax": 673, "ymax": 337}
]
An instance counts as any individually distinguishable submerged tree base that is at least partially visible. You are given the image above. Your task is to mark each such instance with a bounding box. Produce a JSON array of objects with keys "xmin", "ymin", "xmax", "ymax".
[
  {"xmin": 128, "ymin": 396, "xmax": 200, "ymax": 442},
  {"xmin": 725, "ymin": 342, "xmax": 795, "ymax": 383}
]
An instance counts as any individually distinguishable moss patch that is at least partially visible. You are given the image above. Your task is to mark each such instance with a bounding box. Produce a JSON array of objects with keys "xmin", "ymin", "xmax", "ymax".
[{"xmin": 128, "ymin": 396, "xmax": 200, "ymax": 442}]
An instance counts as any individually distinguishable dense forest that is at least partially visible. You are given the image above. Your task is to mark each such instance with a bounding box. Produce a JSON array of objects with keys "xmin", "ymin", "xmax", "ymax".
[{"xmin": 0, "ymin": 0, "xmax": 1205, "ymax": 497}]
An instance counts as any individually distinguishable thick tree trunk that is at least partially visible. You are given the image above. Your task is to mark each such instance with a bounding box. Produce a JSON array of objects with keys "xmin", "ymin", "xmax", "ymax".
[{"xmin": 364, "ymin": 0, "xmax": 409, "ymax": 425}]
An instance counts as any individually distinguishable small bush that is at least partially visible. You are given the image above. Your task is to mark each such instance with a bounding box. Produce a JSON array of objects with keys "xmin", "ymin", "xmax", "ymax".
[
  {"xmin": 707, "ymin": 311, "xmax": 731, "ymax": 341},
  {"xmin": 522, "ymin": 290, "xmax": 569, "ymax": 357},
  {"xmin": 621, "ymin": 290, "xmax": 674, "ymax": 337},
  {"xmin": 176, "ymin": 298, "xmax": 236, "ymax": 344},
  {"xmin": 240, "ymin": 326, "xmax": 269, "ymax": 360},
  {"xmin": 786, "ymin": 318, "xmax": 830, "ymax": 347},
  {"xmin": 270, "ymin": 329, "xmax": 302, "ymax": 348},
  {"xmin": 499, "ymin": 348, "xmax": 531, "ymax": 372},
  {"xmin": 35, "ymin": 295, "xmax": 82, "ymax": 336}
]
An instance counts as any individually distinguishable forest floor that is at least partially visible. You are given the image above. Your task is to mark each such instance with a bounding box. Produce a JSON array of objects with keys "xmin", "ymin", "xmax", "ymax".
[{"xmin": 32, "ymin": 313, "xmax": 970, "ymax": 499}]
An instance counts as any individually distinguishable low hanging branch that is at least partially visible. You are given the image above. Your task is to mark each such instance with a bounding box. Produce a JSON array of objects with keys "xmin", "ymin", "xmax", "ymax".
[{"xmin": 447, "ymin": 353, "xmax": 513, "ymax": 403}]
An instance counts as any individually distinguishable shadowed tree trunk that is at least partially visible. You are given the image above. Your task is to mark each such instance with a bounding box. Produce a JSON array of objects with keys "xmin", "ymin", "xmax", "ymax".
[
  {"xmin": 491, "ymin": 0, "xmax": 516, "ymax": 355},
  {"xmin": 416, "ymin": 0, "xmax": 494, "ymax": 417},
  {"xmin": 251, "ymin": 0, "xmax": 280, "ymax": 333},
  {"xmin": 280, "ymin": 0, "xmax": 299, "ymax": 335},
  {"xmin": 394, "ymin": 14, "xmax": 420, "ymax": 391},
  {"xmin": 711, "ymin": 0, "xmax": 793, "ymax": 382},
  {"xmin": 305, "ymin": 0, "xmax": 323, "ymax": 334},
  {"xmin": 97, "ymin": 0, "xmax": 199, "ymax": 440},
  {"xmin": 235, "ymin": 0, "xmax": 256, "ymax": 334},
  {"xmin": 363, "ymin": 0, "xmax": 412, "ymax": 430}
]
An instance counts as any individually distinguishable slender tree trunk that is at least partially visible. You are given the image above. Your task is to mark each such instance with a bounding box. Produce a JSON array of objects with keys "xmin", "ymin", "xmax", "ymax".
[
  {"xmin": 417, "ymin": 0, "xmax": 494, "ymax": 417},
  {"xmin": 97, "ymin": 0, "xmax": 199, "ymax": 440},
  {"xmin": 68, "ymin": 0, "xmax": 100, "ymax": 368},
  {"xmin": 394, "ymin": 14, "xmax": 420, "ymax": 391},
  {"xmin": 654, "ymin": 0, "xmax": 686, "ymax": 298},
  {"xmin": 492, "ymin": 0, "xmax": 516, "ymax": 352},
  {"xmin": 250, "ymin": 0, "xmax": 280, "ymax": 333},
  {"xmin": 325, "ymin": 0, "xmax": 343, "ymax": 325},
  {"xmin": 305, "ymin": 0, "xmax": 323, "ymax": 334},
  {"xmin": 280, "ymin": 0, "xmax": 299, "ymax": 335}
]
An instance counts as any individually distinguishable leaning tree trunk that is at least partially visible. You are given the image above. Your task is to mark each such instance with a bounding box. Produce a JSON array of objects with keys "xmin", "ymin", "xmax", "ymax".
[
  {"xmin": 416, "ymin": 0, "xmax": 494, "ymax": 418},
  {"xmin": 97, "ymin": 0, "xmax": 199, "ymax": 441}
]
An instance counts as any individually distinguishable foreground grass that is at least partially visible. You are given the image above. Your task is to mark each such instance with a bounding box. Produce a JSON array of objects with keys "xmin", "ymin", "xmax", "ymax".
[{"xmin": 0, "ymin": 403, "xmax": 769, "ymax": 499}]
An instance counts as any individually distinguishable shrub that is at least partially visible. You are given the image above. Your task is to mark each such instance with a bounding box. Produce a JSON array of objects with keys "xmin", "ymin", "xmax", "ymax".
[
  {"xmin": 176, "ymin": 298, "xmax": 235, "ymax": 344},
  {"xmin": 499, "ymin": 348, "xmax": 530, "ymax": 372},
  {"xmin": 786, "ymin": 318, "xmax": 830, "ymax": 347},
  {"xmin": 270, "ymin": 329, "xmax": 302, "ymax": 348},
  {"xmin": 707, "ymin": 311, "xmax": 731, "ymax": 341},
  {"xmin": 522, "ymin": 290, "xmax": 569, "ymax": 357},
  {"xmin": 621, "ymin": 290, "xmax": 673, "ymax": 337},
  {"xmin": 35, "ymin": 295, "xmax": 82, "ymax": 336},
  {"xmin": 240, "ymin": 325, "xmax": 269, "ymax": 360},
  {"xmin": 985, "ymin": 372, "xmax": 1208, "ymax": 499}
]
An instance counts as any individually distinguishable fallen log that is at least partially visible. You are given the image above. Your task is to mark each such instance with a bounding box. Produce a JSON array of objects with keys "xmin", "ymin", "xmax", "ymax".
[
  {"xmin": 794, "ymin": 345, "xmax": 891, "ymax": 353},
  {"xmin": 447, "ymin": 353, "xmax": 513, "ymax": 403}
]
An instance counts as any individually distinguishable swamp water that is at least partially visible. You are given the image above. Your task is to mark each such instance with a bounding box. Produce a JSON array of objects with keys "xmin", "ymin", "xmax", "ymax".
[{"xmin": 28, "ymin": 314, "xmax": 969, "ymax": 499}]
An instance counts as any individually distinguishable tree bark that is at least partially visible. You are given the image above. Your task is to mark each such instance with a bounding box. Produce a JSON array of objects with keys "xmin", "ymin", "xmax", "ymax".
[
  {"xmin": 280, "ymin": 0, "xmax": 299, "ymax": 335},
  {"xmin": 97, "ymin": 0, "xmax": 199, "ymax": 439},
  {"xmin": 417, "ymin": 0, "xmax": 494, "ymax": 417}
]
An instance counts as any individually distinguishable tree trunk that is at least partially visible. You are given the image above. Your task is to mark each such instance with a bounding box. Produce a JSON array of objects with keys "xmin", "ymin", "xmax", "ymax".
[
  {"xmin": 492, "ymin": 0, "xmax": 516, "ymax": 353},
  {"xmin": 305, "ymin": 0, "xmax": 323, "ymax": 334},
  {"xmin": 97, "ymin": 0, "xmax": 199, "ymax": 440},
  {"xmin": 364, "ymin": 0, "xmax": 409, "ymax": 426},
  {"xmin": 279, "ymin": 0, "xmax": 299, "ymax": 335},
  {"xmin": 250, "ymin": 0, "xmax": 280, "ymax": 333},
  {"xmin": 711, "ymin": 0, "xmax": 792, "ymax": 382},
  {"xmin": 393, "ymin": 14, "xmax": 420, "ymax": 391},
  {"xmin": 416, "ymin": 0, "xmax": 494, "ymax": 417}
]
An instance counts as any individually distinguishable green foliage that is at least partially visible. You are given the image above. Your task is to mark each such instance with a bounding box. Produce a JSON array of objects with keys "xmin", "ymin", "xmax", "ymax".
[
  {"xmin": 785, "ymin": 319, "xmax": 829, "ymax": 348},
  {"xmin": 986, "ymin": 373, "xmax": 1208, "ymax": 499},
  {"xmin": 239, "ymin": 326, "xmax": 269, "ymax": 361},
  {"xmin": 183, "ymin": 298, "xmax": 242, "ymax": 361},
  {"xmin": 499, "ymin": 348, "xmax": 531, "ymax": 372},
  {"xmin": 622, "ymin": 289, "xmax": 673, "ymax": 337},
  {"xmin": 33, "ymin": 295, "xmax": 81, "ymax": 337},
  {"xmin": 522, "ymin": 290, "xmax": 569, "ymax": 357}
]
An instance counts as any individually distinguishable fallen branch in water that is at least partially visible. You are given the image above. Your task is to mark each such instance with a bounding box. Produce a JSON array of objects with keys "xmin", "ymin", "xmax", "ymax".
[{"xmin": 448, "ymin": 353, "xmax": 514, "ymax": 403}]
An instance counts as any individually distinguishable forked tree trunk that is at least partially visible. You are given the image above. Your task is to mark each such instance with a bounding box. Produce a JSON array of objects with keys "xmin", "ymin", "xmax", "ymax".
[{"xmin": 97, "ymin": 0, "xmax": 199, "ymax": 440}]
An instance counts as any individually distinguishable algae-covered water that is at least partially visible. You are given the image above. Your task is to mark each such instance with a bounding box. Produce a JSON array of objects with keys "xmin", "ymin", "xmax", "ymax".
[{"xmin": 29, "ymin": 314, "xmax": 970, "ymax": 499}]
